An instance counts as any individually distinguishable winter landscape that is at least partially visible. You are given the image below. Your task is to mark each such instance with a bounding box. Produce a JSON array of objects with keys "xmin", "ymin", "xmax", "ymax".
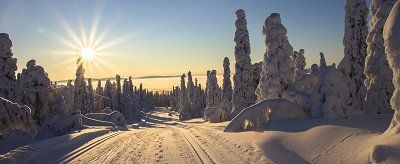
[{"xmin": 0, "ymin": 0, "xmax": 400, "ymax": 163}]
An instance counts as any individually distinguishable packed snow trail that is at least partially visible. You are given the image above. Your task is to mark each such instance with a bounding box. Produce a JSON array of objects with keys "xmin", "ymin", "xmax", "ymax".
[{"xmin": 46, "ymin": 107, "xmax": 261, "ymax": 164}]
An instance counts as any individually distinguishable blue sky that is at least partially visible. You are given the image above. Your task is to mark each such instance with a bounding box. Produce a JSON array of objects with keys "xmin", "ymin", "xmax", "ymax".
[{"xmin": 0, "ymin": 0, "xmax": 371, "ymax": 81}]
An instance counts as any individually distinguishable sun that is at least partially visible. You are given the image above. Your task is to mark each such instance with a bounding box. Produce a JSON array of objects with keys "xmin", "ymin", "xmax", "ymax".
[{"xmin": 81, "ymin": 47, "xmax": 95, "ymax": 61}]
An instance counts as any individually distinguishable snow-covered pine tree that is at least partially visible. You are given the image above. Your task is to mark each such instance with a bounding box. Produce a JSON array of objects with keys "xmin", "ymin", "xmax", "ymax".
[
  {"xmin": 232, "ymin": 9, "xmax": 256, "ymax": 117},
  {"xmin": 0, "ymin": 96, "xmax": 37, "ymax": 136},
  {"xmin": 0, "ymin": 33, "xmax": 20, "ymax": 102},
  {"xmin": 187, "ymin": 71, "xmax": 195, "ymax": 105},
  {"xmin": 121, "ymin": 79, "xmax": 134, "ymax": 118},
  {"xmin": 65, "ymin": 80, "xmax": 75, "ymax": 113},
  {"xmin": 192, "ymin": 83, "xmax": 206, "ymax": 117},
  {"xmin": 19, "ymin": 60, "xmax": 51, "ymax": 125},
  {"xmin": 256, "ymin": 13, "xmax": 294, "ymax": 101},
  {"xmin": 383, "ymin": 0, "xmax": 400, "ymax": 134},
  {"xmin": 102, "ymin": 79, "xmax": 113, "ymax": 109},
  {"xmin": 294, "ymin": 49, "xmax": 307, "ymax": 81},
  {"xmin": 221, "ymin": 57, "xmax": 233, "ymax": 116},
  {"xmin": 94, "ymin": 80, "xmax": 103, "ymax": 112},
  {"xmin": 116, "ymin": 75, "xmax": 122, "ymax": 112},
  {"xmin": 179, "ymin": 74, "xmax": 192, "ymax": 120},
  {"xmin": 364, "ymin": 0, "xmax": 396, "ymax": 114},
  {"xmin": 86, "ymin": 78, "xmax": 94, "ymax": 113},
  {"xmin": 338, "ymin": 0, "xmax": 368, "ymax": 114},
  {"xmin": 74, "ymin": 58, "xmax": 87, "ymax": 114},
  {"xmin": 311, "ymin": 63, "xmax": 319, "ymax": 75},
  {"xmin": 206, "ymin": 70, "xmax": 221, "ymax": 108},
  {"xmin": 319, "ymin": 52, "xmax": 327, "ymax": 68}
]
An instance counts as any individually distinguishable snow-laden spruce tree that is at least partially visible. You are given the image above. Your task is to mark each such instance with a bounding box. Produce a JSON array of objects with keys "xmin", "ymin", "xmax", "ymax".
[
  {"xmin": 94, "ymin": 80, "xmax": 103, "ymax": 112},
  {"xmin": 383, "ymin": 0, "xmax": 400, "ymax": 134},
  {"xmin": 86, "ymin": 78, "xmax": 94, "ymax": 113},
  {"xmin": 251, "ymin": 62, "xmax": 262, "ymax": 93},
  {"xmin": 231, "ymin": 9, "xmax": 257, "ymax": 117},
  {"xmin": 115, "ymin": 75, "xmax": 122, "ymax": 112},
  {"xmin": 0, "ymin": 33, "xmax": 20, "ymax": 102},
  {"xmin": 111, "ymin": 82, "xmax": 118, "ymax": 111},
  {"xmin": 311, "ymin": 63, "xmax": 319, "ymax": 75},
  {"xmin": 338, "ymin": 0, "xmax": 368, "ymax": 113},
  {"xmin": 102, "ymin": 79, "xmax": 113, "ymax": 109},
  {"xmin": 19, "ymin": 60, "xmax": 51, "ymax": 125},
  {"xmin": 206, "ymin": 70, "xmax": 221, "ymax": 108},
  {"xmin": 178, "ymin": 74, "xmax": 192, "ymax": 120},
  {"xmin": 294, "ymin": 49, "xmax": 307, "ymax": 81},
  {"xmin": 319, "ymin": 52, "xmax": 327, "ymax": 68},
  {"xmin": 73, "ymin": 58, "xmax": 88, "ymax": 114},
  {"xmin": 65, "ymin": 80, "xmax": 75, "ymax": 113},
  {"xmin": 256, "ymin": 13, "xmax": 294, "ymax": 101},
  {"xmin": 364, "ymin": 0, "xmax": 396, "ymax": 115},
  {"xmin": 192, "ymin": 83, "xmax": 206, "ymax": 117},
  {"xmin": 121, "ymin": 79, "xmax": 135, "ymax": 118},
  {"xmin": 187, "ymin": 71, "xmax": 195, "ymax": 105},
  {"xmin": 221, "ymin": 57, "xmax": 233, "ymax": 116},
  {"xmin": 0, "ymin": 97, "xmax": 37, "ymax": 136}
]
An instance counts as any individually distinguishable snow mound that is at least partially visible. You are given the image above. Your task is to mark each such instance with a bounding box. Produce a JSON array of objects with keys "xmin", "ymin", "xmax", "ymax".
[
  {"xmin": 224, "ymin": 98, "xmax": 309, "ymax": 132},
  {"xmin": 0, "ymin": 97, "xmax": 37, "ymax": 137},
  {"xmin": 204, "ymin": 105, "xmax": 229, "ymax": 123},
  {"xmin": 42, "ymin": 113, "xmax": 82, "ymax": 136},
  {"xmin": 85, "ymin": 111, "xmax": 127, "ymax": 126}
]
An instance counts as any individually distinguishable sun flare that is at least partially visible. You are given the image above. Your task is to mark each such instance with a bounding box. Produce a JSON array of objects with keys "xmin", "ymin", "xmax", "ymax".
[{"xmin": 81, "ymin": 47, "xmax": 95, "ymax": 61}]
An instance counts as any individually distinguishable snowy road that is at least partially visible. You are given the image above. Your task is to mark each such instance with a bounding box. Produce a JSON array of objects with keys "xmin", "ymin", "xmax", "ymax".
[{"xmin": 57, "ymin": 108, "xmax": 259, "ymax": 164}]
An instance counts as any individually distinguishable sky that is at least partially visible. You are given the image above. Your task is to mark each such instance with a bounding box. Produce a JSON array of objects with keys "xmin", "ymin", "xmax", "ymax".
[{"xmin": 0, "ymin": 0, "xmax": 371, "ymax": 90}]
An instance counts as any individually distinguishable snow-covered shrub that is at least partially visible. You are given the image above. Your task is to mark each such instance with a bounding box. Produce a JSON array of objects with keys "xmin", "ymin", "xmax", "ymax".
[
  {"xmin": 73, "ymin": 58, "xmax": 88, "ymax": 114},
  {"xmin": 294, "ymin": 49, "xmax": 307, "ymax": 82},
  {"xmin": 42, "ymin": 112, "xmax": 82, "ymax": 136},
  {"xmin": 311, "ymin": 65, "xmax": 363, "ymax": 119},
  {"xmin": 292, "ymin": 74, "xmax": 318, "ymax": 94},
  {"xmin": 85, "ymin": 111, "xmax": 127, "ymax": 126},
  {"xmin": 256, "ymin": 13, "xmax": 294, "ymax": 102},
  {"xmin": 178, "ymin": 74, "xmax": 192, "ymax": 120},
  {"xmin": 232, "ymin": 9, "xmax": 257, "ymax": 117},
  {"xmin": 383, "ymin": 0, "xmax": 400, "ymax": 134},
  {"xmin": 204, "ymin": 106, "xmax": 229, "ymax": 123},
  {"xmin": 0, "ymin": 33, "xmax": 20, "ymax": 102},
  {"xmin": 206, "ymin": 70, "xmax": 221, "ymax": 108},
  {"xmin": 221, "ymin": 57, "xmax": 233, "ymax": 117},
  {"xmin": 0, "ymin": 96, "xmax": 37, "ymax": 137},
  {"xmin": 319, "ymin": 52, "xmax": 327, "ymax": 68},
  {"xmin": 224, "ymin": 98, "xmax": 308, "ymax": 132},
  {"xmin": 338, "ymin": 0, "xmax": 368, "ymax": 113},
  {"xmin": 364, "ymin": 0, "xmax": 396, "ymax": 115},
  {"xmin": 19, "ymin": 60, "xmax": 52, "ymax": 125}
]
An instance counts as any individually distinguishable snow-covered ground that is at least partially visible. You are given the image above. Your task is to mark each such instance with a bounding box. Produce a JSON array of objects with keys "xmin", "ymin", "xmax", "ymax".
[{"xmin": 0, "ymin": 107, "xmax": 396, "ymax": 163}]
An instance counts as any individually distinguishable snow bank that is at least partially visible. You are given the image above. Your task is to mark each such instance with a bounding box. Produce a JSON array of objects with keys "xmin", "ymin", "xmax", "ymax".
[
  {"xmin": 224, "ymin": 99, "xmax": 308, "ymax": 132},
  {"xmin": 204, "ymin": 106, "xmax": 229, "ymax": 123},
  {"xmin": 85, "ymin": 111, "xmax": 127, "ymax": 126},
  {"xmin": 0, "ymin": 97, "xmax": 37, "ymax": 137},
  {"xmin": 42, "ymin": 113, "xmax": 82, "ymax": 136}
]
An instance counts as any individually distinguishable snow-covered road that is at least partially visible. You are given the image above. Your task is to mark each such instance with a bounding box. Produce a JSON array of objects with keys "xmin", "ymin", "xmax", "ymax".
[{"xmin": 58, "ymin": 108, "xmax": 259, "ymax": 164}]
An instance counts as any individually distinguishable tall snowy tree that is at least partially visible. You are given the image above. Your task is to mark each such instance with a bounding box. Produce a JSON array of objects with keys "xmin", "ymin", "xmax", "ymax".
[
  {"xmin": 0, "ymin": 33, "xmax": 20, "ymax": 102},
  {"xmin": 294, "ymin": 49, "xmax": 307, "ymax": 81},
  {"xmin": 319, "ymin": 52, "xmax": 327, "ymax": 68},
  {"xmin": 73, "ymin": 58, "xmax": 87, "ymax": 114},
  {"xmin": 94, "ymin": 80, "xmax": 103, "ymax": 112},
  {"xmin": 187, "ymin": 71, "xmax": 195, "ymax": 105},
  {"xmin": 19, "ymin": 60, "xmax": 51, "ymax": 125},
  {"xmin": 221, "ymin": 57, "xmax": 233, "ymax": 115},
  {"xmin": 178, "ymin": 74, "xmax": 192, "ymax": 120},
  {"xmin": 65, "ymin": 80, "xmax": 75, "ymax": 113},
  {"xmin": 102, "ymin": 79, "xmax": 113, "ymax": 109},
  {"xmin": 364, "ymin": 0, "xmax": 396, "ymax": 114},
  {"xmin": 383, "ymin": 0, "xmax": 400, "ymax": 134},
  {"xmin": 231, "ymin": 9, "xmax": 256, "ymax": 117},
  {"xmin": 116, "ymin": 74, "xmax": 122, "ymax": 112},
  {"xmin": 121, "ymin": 79, "xmax": 135, "ymax": 118},
  {"xmin": 338, "ymin": 0, "xmax": 368, "ymax": 113},
  {"xmin": 311, "ymin": 63, "xmax": 319, "ymax": 75},
  {"xmin": 206, "ymin": 70, "xmax": 221, "ymax": 108},
  {"xmin": 86, "ymin": 78, "xmax": 94, "ymax": 113},
  {"xmin": 256, "ymin": 13, "xmax": 294, "ymax": 101},
  {"xmin": 192, "ymin": 83, "xmax": 206, "ymax": 118}
]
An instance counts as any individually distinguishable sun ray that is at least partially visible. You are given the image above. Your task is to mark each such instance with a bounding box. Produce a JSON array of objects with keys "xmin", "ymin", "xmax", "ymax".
[{"xmin": 88, "ymin": 0, "xmax": 106, "ymax": 47}]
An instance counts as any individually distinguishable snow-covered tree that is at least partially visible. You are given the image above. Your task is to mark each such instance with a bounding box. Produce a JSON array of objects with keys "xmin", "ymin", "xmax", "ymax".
[
  {"xmin": 73, "ymin": 58, "xmax": 88, "ymax": 114},
  {"xmin": 206, "ymin": 70, "xmax": 221, "ymax": 108},
  {"xmin": 232, "ymin": 9, "xmax": 256, "ymax": 117},
  {"xmin": 251, "ymin": 62, "xmax": 262, "ymax": 94},
  {"xmin": 383, "ymin": 0, "xmax": 400, "ymax": 134},
  {"xmin": 102, "ymin": 79, "xmax": 113, "ymax": 109},
  {"xmin": 256, "ymin": 13, "xmax": 294, "ymax": 101},
  {"xmin": 19, "ymin": 60, "xmax": 51, "ymax": 125},
  {"xmin": 364, "ymin": 0, "xmax": 396, "ymax": 115},
  {"xmin": 221, "ymin": 57, "xmax": 233, "ymax": 116},
  {"xmin": 187, "ymin": 71, "xmax": 195, "ymax": 105},
  {"xmin": 178, "ymin": 74, "xmax": 192, "ymax": 120},
  {"xmin": 65, "ymin": 80, "xmax": 75, "ymax": 113},
  {"xmin": 319, "ymin": 52, "xmax": 327, "ymax": 68},
  {"xmin": 294, "ymin": 49, "xmax": 307, "ymax": 81},
  {"xmin": 115, "ymin": 75, "xmax": 122, "ymax": 112},
  {"xmin": 311, "ymin": 63, "xmax": 319, "ymax": 75},
  {"xmin": 0, "ymin": 33, "xmax": 20, "ymax": 102},
  {"xmin": 86, "ymin": 78, "xmax": 94, "ymax": 113},
  {"xmin": 0, "ymin": 96, "xmax": 37, "ymax": 137},
  {"xmin": 192, "ymin": 83, "xmax": 206, "ymax": 117},
  {"xmin": 121, "ymin": 79, "xmax": 135, "ymax": 118},
  {"xmin": 338, "ymin": 0, "xmax": 368, "ymax": 113},
  {"xmin": 111, "ymin": 82, "xmax": 118, "ymax": 111},
  {"xmin": 94, "ymin": 80, "xmax": 103, "ymax": 112}
]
